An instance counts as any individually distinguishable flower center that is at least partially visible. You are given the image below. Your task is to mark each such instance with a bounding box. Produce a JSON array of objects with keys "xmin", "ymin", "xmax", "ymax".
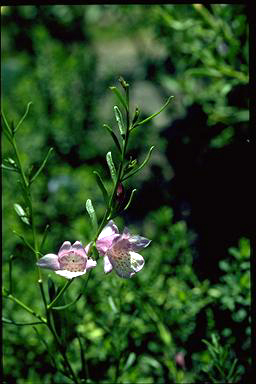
[
  {"xmin": 59, "ymin": 251, "xmax": 86, "ymax": 272},
  {"xmin": 107, "ymin": 244, "xmax": 132, "ymax": 277}
]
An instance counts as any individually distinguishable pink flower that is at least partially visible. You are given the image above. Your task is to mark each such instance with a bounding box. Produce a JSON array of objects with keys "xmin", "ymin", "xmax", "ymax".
[
  {"xmin": 96, "ymin": 220, "xmax": 151, "ymax": 278},
  {"xmin": 36, "ymin": 241, "xmax": 97, "ymax": 279}
]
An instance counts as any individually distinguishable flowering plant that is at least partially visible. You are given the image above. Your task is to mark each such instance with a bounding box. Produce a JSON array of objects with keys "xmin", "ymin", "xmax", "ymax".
[{"xmin": 2, "ymin": 77, "xmax": 173, "ymax": 383}]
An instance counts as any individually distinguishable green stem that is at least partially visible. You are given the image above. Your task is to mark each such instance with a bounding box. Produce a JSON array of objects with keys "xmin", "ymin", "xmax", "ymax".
[
  {"xmin": 92, "ymin": 83, "xmax": 131, "ymax": 244},
  {"xmin": 27, "ymin": 191, "xmax": 39, "ymax": 260},
  {"xmin": 40, "ymin": 279, "xmax": 79, "ymax": 382},
  {"xmin": 3, "ymin": 292, "xmax": 46, "ymax": 323},
  {"xmin": 51, "ymin": 268, "xmax": 93, "ymax": 311},
  {"xmin": 9, "ymin": 255, "xmax": 14, "ymax": 294},
  {"xmin": 38, "ymin": 279, "xmax": 48, "ymax": 310},
  {"xmin": 11, "ymin": 136, "xmax": 40, "ymax": 270},
  {"xmin": 11, "ymin": 137, "xmax": 28, "ymax": 188},
  {"xmin": 3, "ymin": 318, "xmax": 46, "ymax": 326},
  {"xmin": 46, "ymin": 318, "xmax": 79, "ymax": 383},
  {"xmin": 47, "ymin": 279, "xmax": 74, "ymax": 310}
]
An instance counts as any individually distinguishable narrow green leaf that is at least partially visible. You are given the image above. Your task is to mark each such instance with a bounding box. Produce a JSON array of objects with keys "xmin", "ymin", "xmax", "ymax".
[
  {"xmin": 211, "ymin": 333, "xmax": 219, "ymax": 347},
  {"xmin": 141, "ymin": 356, "xmax": 162, "ymax": 370},
  {"xmin": 123, "ymin": 352, "xmax": 136, "ymax": 371},
  {"xmin": 135, "ymin": 96, "xmax": 174, "ymax": 127},
  {"xmin": 20, "ymin": 215, "xmax": 30, "ymax": 226},
  {"xmin": 7, "ymin": 157, "xmax": 16, "ymax": 165},
  {"xmin": 108, "ymin": 296, "xmax": 118, "ymax": 313},
  {"xmin": 52, "ymin": 292, "xmax": 83, "ymax": 311},
  {"xmin": 93, "ymin": 171, "xmax": 109, "ymax": 205},
  {"xmin": 124, "ymin": 189, "xmax": 137, "ymax": 211},
  {"xmin": 13, "ymin": 230, "xmax": 38, "ymax": 254},
  {"xmin": 2, "ymin": 158, "xmax": 18, "ymax": 172},
  {"xmin": 17, "ymin": 180, "xmax": 30, "ymax": 208},
  {"xmin": 77, "ymin": 335, "xmax": 88, "ymax": 379},
  {"xmin": 110, "ymin": 86, "xmax": 128, "ymax": 110},
  {"xmin": 185, "ymin": 67, "xmax": 222, "ymax": 78},
  {"xmin": 86, "ymin": 199, "xmax": 98, "ymax": 231},
  {"xmin": 227, "ymin": 358, "xmax": 238, "ymax": 380},
  {"xmin": 49, "ymin": 285, "xmax": 65, "ymax": 339},
  {"xmin": 30, "ymin": 147, "xmax": 53, "ymax": 184},
  {"xmin": 1, "ymin": 109, "xmax": 12, "ymax": 137},
  {"xmin": 106, "ymin": 151, "xmax": 117, "ymax": 183},
  {"xmin": 114, "ymin": 106, "xmax": 125, "ymax": 137},
  {"xmin": 40, "ymin": 224, "xmax": 50, "ymax": 252},
  {"xmin": 13, "ymin": 203, "xmax": 30, "ymax": 225},
  {"xmin": 2, "ymin": 318, "xmax": 45, "ymax": 326},
  {"xmin": 157, "ymin": 322, "xmax": 172, "ymax": 346},
  {"xmin": 2, "ymin": 126, "xmax": 12, "ymax": 143},
  {"xmin": 9, "ymin": 255, "xmax": 16, "ymax": 294},
  {"xmin": 13, "ymin": 203, "xmax": 26, "ymax": 217},
  {"xmin": 14, "ymin": 101, "xmax": 32, "ymax": 133},
  {"xmin": 103, "ymin": 124, "xmax": 122, "ymax": 153},
  {"xmin": 122, "ymin": 146, "xmax": 155, "ymax": 181},
  {"xmin": 33, "ymin": 327, "xmax": 58, "ymax": 370},
  {"xmin": 1, "ymin": 164, "xmax": 19, "ymax": 172}
]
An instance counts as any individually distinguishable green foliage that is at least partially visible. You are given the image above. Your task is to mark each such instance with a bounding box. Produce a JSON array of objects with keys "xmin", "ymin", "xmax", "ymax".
[
  {"xmin": 215, "ymin": 238, "xmax": 250, "ymax": 314},
  {"xmin": 2, "ymin": 4, "xmax": 249, "ymax": 384},
  {"xmin": 201, "ymin": 334, "xmax": 241, "ymax": 383}
]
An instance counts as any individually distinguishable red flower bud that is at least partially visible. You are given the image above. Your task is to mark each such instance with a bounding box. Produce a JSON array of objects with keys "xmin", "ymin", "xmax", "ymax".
[{"xmin": 116, "ymin": 183, "xmax": 125, "ymax": 205}]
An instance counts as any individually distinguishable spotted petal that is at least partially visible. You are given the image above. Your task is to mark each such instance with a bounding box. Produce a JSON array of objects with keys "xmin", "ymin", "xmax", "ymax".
[
  {"xmin": 36, "ymin": 254, "xmax": 60, "ymax": 271},
  {"xmin": 108, "ymin": 249, "xmax": 144, "ymax": 279},
  {"xmin": 55, "ymin": 269, "xmax": 87, "ymax": 279},
  {"xmin": 58, "ymin": 241, "xmax": 71, "ymax": 258}
]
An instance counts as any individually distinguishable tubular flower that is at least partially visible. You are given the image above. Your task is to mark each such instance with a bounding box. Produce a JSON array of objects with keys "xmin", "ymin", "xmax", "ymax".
[
  {"xmin": 96, "ymin": 220, "xmax": 151, "ymax": 278},
  {"xmin": 36, "ymin": 241, "xmax": 97, "ymax": 279}
]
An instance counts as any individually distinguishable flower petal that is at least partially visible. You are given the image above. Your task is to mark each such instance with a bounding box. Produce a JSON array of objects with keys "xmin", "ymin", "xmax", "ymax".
[
  {"xmin": 96, "ymin": 234, "xmax": 120, "ymax": 255},
  {"xmin": 36, "ymin": 254, "xmax": 60, "ymax": 271},
  {"xmin": 107, "ymin": 249, "xmax": 144, "ymax": 279},
  {"xmin": 71, "ymin": 241, "xmax": 87, "ymax": 259},
  {"xmin": 104, "ymin": 255, "xmax": 113, "ymax": 274},
  {"xmin": 55, "ymin": 269, "xmax": 87, "ymax": 279},
  {"xmin": 58, "ymin": 241, "xmax": 71, "ymax": 258},
  {"xmin": 129, "ymin": 251, "xmax": 145, "ymax": 272},
  {"xmin": 128, "ymin": 235, "xmax": 151, "ymax": 251},
  {"xmin": 86, "ymin": 258, "xmax": 97, "ymax": 270},
  {"xmin": 98, "ymin": 220, "xmax": 119, "ymax": 240},
  {"xmin": 84, "ymin": 242, "xmax": 91, "ymax": 254}
]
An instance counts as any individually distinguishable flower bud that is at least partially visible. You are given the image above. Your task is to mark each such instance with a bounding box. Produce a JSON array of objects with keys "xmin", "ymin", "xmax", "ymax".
[
  {"xmin": 132, "ymin": 106, "xmax": 140, "ymax": 125},
  {"xmin": 116, "ymin": 182, "xmax": 125, "ymax": 206},
  {"xmin": 118, "ymin": 76, "xmax": 129, "ymax": 90}
]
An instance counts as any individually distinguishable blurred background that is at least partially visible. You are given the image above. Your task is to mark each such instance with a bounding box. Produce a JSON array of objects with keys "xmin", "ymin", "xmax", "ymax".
[{"xmin": 2, "ymin": 5, "xmax": 250, "ymax": 383}]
